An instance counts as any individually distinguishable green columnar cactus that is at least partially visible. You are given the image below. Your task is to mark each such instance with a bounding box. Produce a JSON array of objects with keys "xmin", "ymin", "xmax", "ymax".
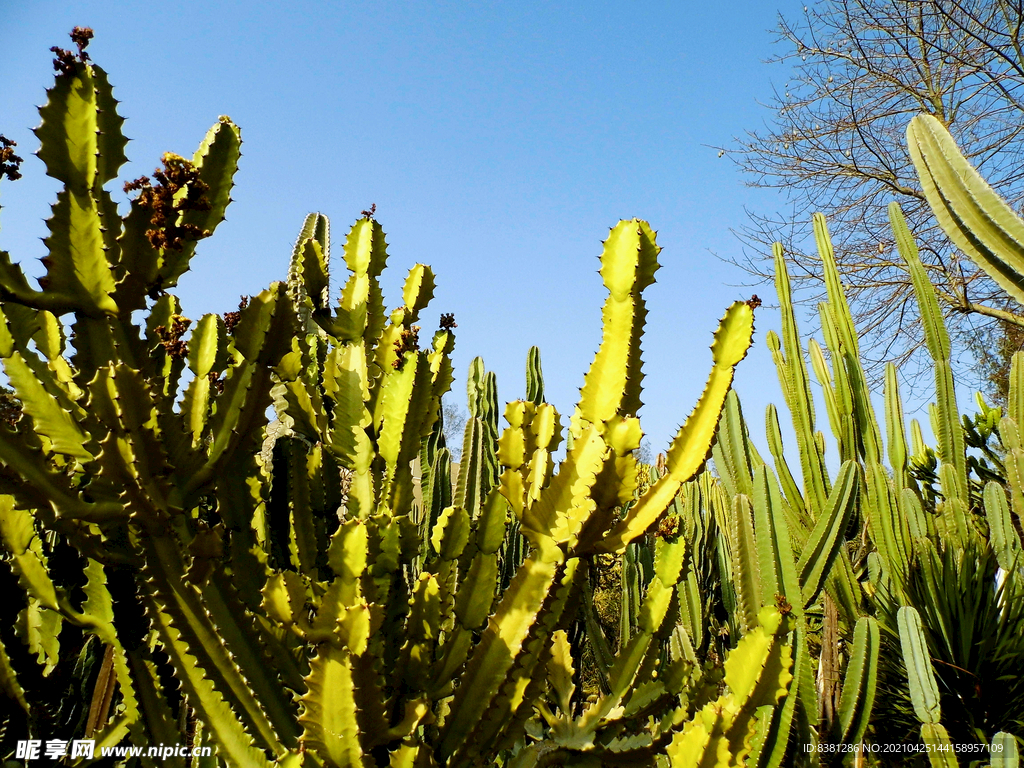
[
  {"xmin": 706, "ymin": 207, "xmax": 1024, "ymax": 763},
  {"xmin": 897, "ymin": 606, "xmax": 958, "ymax": 768},
  {"xmin": 991, "ymin": 732, "xmax": 1020, "ymax": 768},
  {"xmin": 498, "ymin": 346, "xmax": 550, "ymax": 591},
  {"xmin": 907, "ymin": 114, "xmax": 1024, "ymax": 308},
  {"xmin": 889, "ymin": 205, "xmax": 975, "ymax": 547},
  {"xmin": 454, "ymin": 356, "xmax": 500, "ymax": 528},
  {"xmin": 710, "ymin": 227, "xmax": 877, "ymax": 764},
  {"xmin": 832, "ymin": 616, "xmax": 879, "ymax": 751}
]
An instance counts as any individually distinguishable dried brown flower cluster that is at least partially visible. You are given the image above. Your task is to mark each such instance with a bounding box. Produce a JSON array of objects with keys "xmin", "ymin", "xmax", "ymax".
[
  {"xmin": 655, "ymin": 514, "xmax": 680, "ymax": 540},
  {"xmin": 70, "ymin": 26, "xmax": 94, "ymax": 54},
  {"xmin": 0, "ymin": 386, "xmax": 22, "ymax": 428},
  {"xmin": 392, "ymin": 325, "xmax": 420, "ymax": 369},
  {"xmin": 774, "ymin": 593, "xmax": 792, "ymax": 616},
  {"xmin": 154, "ymin": 314, "xmax": 191, "ymax": 360},
  {"xmin": 360, "ymin": 203, "xmax": 376, "ymax": 219},
  {"xmin": 50, "ymin": 27, "xmax": 93, "ymax": 76},
  {"xmin": 207, "ymin": 370, "xmax": 225, "ymax": 395},
  {"xmin": 223, "ymin": 296, "xmax": 249, "ymax": 334},
  {"xmin": 439, "ymin": 312, "xmax": 457, "ymax": 330},
  {"xmin": 124, "ymin": 153, "xmax": 212, "ymax": 251},
  {"xmin": 746, "ymin": 294, "xmax": 762, "ymax": 310},
  {"xmin": 0, "ymin": 136, "xmax": 23, "ymax": 182}
]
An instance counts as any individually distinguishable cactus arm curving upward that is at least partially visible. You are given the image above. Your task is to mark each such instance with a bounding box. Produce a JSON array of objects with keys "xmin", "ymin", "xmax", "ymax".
[
  {"xmin": 907, "ymin": 113, "xmax": 1024, "ymax": 307},
  {"xmin": 31, "ymin": 60, "xmax": 121, "ymax": 317},
  {"xmin": 593, "ymin": 299, "xmax": 754, "ymax": 554},
  {"xmin": 665, "ymin": 609, "xmax": 793, "ymax": 768},
  {"xmin": 160, "ymin": 117, "xmax": 241, "ymax": 290},
  {"xmin": 571, "ymin": 219, "xmax": 659, "ymax": 440}
]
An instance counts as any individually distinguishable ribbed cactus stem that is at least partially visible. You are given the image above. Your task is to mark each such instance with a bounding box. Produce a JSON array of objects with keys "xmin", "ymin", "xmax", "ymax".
[{"xmin": 526, "ymin": 345, "xmax": 545, "ymax": 404}]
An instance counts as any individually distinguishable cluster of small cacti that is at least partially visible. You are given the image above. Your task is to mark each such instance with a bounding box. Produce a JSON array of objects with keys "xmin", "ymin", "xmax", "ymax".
[{"xmin": 2, "ymin": 29, "xmax": 1024, "ymax": 768}]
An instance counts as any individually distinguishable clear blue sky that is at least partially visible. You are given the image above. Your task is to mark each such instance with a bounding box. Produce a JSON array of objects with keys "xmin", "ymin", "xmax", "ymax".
[{"xmin": 1, "ymin": 1, "xmax": 818, "ymax": 455}]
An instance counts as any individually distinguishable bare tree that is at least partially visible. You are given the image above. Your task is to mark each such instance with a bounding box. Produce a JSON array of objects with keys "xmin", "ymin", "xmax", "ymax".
[
  {"xmin": 634, "ymin": 438, "xmax": 653, "ymax": 467},
  {"xmin": 725, "ymin": 0, "xmax": 1024, "ymax": 384},
  {"xmin": 441, "ymin": 395, "xmax": 466, "ymax": 461}
]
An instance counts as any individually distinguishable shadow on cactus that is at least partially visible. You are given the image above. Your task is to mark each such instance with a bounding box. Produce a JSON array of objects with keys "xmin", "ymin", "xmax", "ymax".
[{"xmin": 0, "ymin": 31, "xmax": 796, "ymax": 768}]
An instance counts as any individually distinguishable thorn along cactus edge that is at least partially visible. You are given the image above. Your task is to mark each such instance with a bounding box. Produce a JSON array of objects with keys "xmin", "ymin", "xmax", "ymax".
[{"xmin": 2, "ymin": 29, "xmax": 1022, "ymax": 768}]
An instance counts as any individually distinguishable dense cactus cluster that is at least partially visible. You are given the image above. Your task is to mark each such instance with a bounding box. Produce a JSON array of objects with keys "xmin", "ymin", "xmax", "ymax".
[
  {"xmin": 0, "ymin": 33, "xmax": 798, "ymax": 768},
  {"xmin": 0, "ymin": 30, "xmax": 1023, "ymax": 768}
]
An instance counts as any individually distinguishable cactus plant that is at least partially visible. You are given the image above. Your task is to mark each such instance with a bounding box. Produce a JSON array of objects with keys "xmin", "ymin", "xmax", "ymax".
[
  {"xmin": 702, "ymin": 205, "xmax": 1024, "ymax": 764},
  {"xmin": 907, "ymin": 114, "xmax": 1024, "ymax": 309},
  {"xmin": 0, "ymin": 35, "xmax": 773, "ymax": 768},
  {"xmin": 7, "ymin": 28, "xmax": 1023, "ymax": 768}
]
